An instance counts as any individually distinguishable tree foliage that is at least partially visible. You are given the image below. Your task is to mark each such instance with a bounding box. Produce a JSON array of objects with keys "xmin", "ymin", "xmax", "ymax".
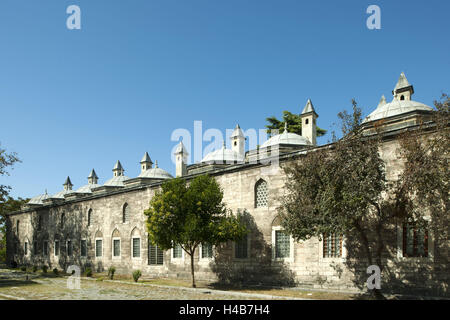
[
  {"xmin": 265, "ymin": 110, "xmax": 327, "ymax": 136},
  {"xmin": 0, "ymin": 143, "xmax": 20, "ymax": 203},
  {"xmin": 0, "ymin": 197, "xmax": 28, "ymax": 263},
  {"xmin": 144, "ymin": 175, "xmax": 247, "ymax": 287},
  {"xmin": 278, "ymin": 97, "xmax": 449, "ymax": 298}
]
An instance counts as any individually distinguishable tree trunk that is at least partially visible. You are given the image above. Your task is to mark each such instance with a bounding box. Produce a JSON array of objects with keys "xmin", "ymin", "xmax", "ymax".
[{"xmin": 190, "ymin": 249, "xmax": 196, "ymax": 288}]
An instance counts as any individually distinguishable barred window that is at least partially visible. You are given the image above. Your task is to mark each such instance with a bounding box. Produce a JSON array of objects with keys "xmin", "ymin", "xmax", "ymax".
[
  {"xmin": 173, "ymin": 244, "xmax": 183, "ymax": 259},
  {"xmin": 54, "ymin": 240, "xmax": 60, "ymax": 256},
  {"xmin": 235, "ymin": 236, "xmax": 248, "ymax": 259},
  {"xmin": 148, "ymin": 241, "xmax": 164, "ymax": 265},
  {"xmin": 201, "ymin": 243, "xmax": 213, "ymax": 259},
  {"xmin": 81, "ymin": 240, "xmax": 87, "ymax": 257},
  {"xmin": 323, "ymin": 234, "xmax": 343, "ymax": 258},
  {"xmin": 67, "ymin": 240, "xmax": 72, "ymax": 256},
  {"xmin": 255, "ymin": 179, "xmax": 268, "ymax": 208},
  {"xmin": 123, "ymin": 204, "xmax": 130, "ymax": 223},
  {"xmin": 112, "ymin": 239, "xmax": 120, "ymax": 257},
  {"xmin": 61, "ymin": 212, "xmax": 65, "ymax": 228},
  {"xmin": 275, "ymin": 230, "xmax": 290, "ymax": 258},
  {"xmin": 403, "ymin": 223, "xmax": 428, "ymax": 257},
  {"xmin": 43, "ymin": 241, "xmax": 49, "ymax": 256},
  {"xmin": 95, "ymin": 239, "xmax": 103, "ymax": 257},
  {"xmin": 133, "ymin": 238, "xmax": 141, "ymax": 258},
  {"xmin": 24, "ymin": 242, "xmax": 28, "ymax": 255}
]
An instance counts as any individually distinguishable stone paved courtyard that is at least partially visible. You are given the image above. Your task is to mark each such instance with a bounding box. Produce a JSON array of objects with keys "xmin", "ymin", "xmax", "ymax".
[{"xmin": 0, "ymin": 268, "xmax": 288, "ymax": 300}]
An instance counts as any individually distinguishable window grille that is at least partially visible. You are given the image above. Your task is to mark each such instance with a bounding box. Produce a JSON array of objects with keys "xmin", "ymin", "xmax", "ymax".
[
  {"xmin": 275, "ymin": 230, "xmax": 290, "ymax": 258},
  {"xmin": 255, "ymin": 180, "xmax": 268, "ymax": 208}
]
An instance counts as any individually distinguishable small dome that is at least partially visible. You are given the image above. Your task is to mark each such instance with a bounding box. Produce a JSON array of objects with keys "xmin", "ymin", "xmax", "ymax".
[
  {"xmin": 28, "ymin": 193, "xmax": 50, "ymax": 205},
  {"xmin": 104, "ymin": 175, "xmax": 130, "ymax": 187},
  {"xmin": 138, "ymin": 167, "xmax": 173, "ymax": 179},
  {"xmin": 260, "ymin": 130, "xmax": 311, "ymax": 149},
  {"xmin": 76, "ymin": 183, "xmax": 101, "ymax": 194},
  {"xmin": 50, "ymin": 189, "xmax": 75, "ymax": 199},
  {"xmin": 201, "ymin": 144, "xmax": 243, "ymax": 163},
  {"xmin": 363, "ymin": 99, "xmax": 433, "ymax": 123}
]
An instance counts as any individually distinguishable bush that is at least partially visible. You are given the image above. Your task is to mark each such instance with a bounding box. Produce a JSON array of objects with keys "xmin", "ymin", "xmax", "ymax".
[
  {"xmin": 20, "ymin": 266, "xmax": 27, "ymax": 272},
  {"xmin": 84, "ymin": 267, "xmax": 92, "ymax": 277},
  {"xmin": 42, "ymin": 265, "xmax": 48, "ymax": 273},
  {"xmin": 108, "ymin": 266, "xmax": 116, "ymax": 280},
  {"xmin": 132, "ymin": 270, "xmax": 142, "ymax": 283},
  {"xmin": 53, "ymin": 268, "xmax": 59, "ymax": 275},
  {"xmin": 32, "ymin": 265, "xmax": 37, "ymax": 272}
]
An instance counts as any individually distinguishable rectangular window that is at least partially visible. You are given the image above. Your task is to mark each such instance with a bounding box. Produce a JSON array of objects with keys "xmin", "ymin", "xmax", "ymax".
[
  {"xmin": 43, "ymin": 241, "xmax": 48, "ymax": 256},
  {"xmin": 67, "ymin": 240, "xmax": 72, "ymax": 256},
  {"xmin": 173, "ymin": 244, "xmax": 182, "ymax": 259},
  {"xmin": 54, "ymin": 241, "xmax": 60, "ymax": 256},
  {"xmin": 80, "ymin": 240, "xmax": 87, "ymax": 257},
  {"xmin": 148, "ymin": 242, "xmax": 164, "ymax": 265},
  {"xmin": 113, "ymin": 239, "xmax": 121, "ymax": 257},
  {"xmin": 403, "ymin": 223, "xmax": 428, "ymax": 257},
  {"xmin": 33, "ymin": 241, "xmax": 38, "ymax": 255},
  {"xmin": 96, "ymin": 239, "xmax": 103, "ymax": 257},
  {"xmin": 201, "ymin": 243, "xmax": 213, "ymax": 259},
  {"xmin": 323, "ymin": 234, "xmax": 343, "ymax": 258},
  {"xmin": 133, "ymin": 238, "xmax": 141, "ymax": 258},
  {"xmin": 275, "ymin": 230, "xmax": 290, "ymax": 258},
  {"xmin": 24, "ymin": 242, "xmax": 28, "ymax": 255},
  {"xmin": 235, "ymin": 236, "xmax": 248, "ymax": 259}
]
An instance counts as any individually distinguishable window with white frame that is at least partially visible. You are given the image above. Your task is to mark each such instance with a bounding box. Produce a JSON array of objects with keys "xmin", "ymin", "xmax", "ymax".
[
  {"xmin": 95, "ymin": 239, "xmax": 103, "ymax": 257},
  {"xmin": 275, "ymin": 230, "xmax": 290, "ymax": 259},
  {"xmin": 132, "ymin": 237, "xmax": 141, "ymax": 258},
  {"xmin": 80, "ymin": 239, "xmax": 87, "ymax": 257},
  {"xmin": 112, "ymin": 239, "xmax": 121, "ymax": 257},
  {"xmin": 201, "ymin": 243, "xmax": 213, "ymax": 259},
  {"xmin": 173, "ymin": 244, "xmax": 183, "ymax": 259},
  {"xmin": 255, "ymin": 179, "xmax": 268, "ymax": 208},
  {"xmin": 148, "ymin": 241, "xmax": 164, "ymax": 265}
]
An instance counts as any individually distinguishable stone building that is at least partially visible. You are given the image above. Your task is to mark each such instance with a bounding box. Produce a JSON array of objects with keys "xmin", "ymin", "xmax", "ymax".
[{"xmin": 5, "ymin": 73, "xmax": 448, "ymax": 295}]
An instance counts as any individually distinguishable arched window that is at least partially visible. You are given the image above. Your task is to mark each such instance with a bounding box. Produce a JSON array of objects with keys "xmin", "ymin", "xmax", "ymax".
[
  {"xmin": 87, "ymin": 209, "xmax": 92, "ymax": 226},
  {"xmin": 16, "ymin": 220, "xmax": 20, "ymax": 236},
  {"xmin": 123, "ymin": 203, "xmax": 130, "ymax": 223},
  {"xmin": 61, "ymin": 212, "xmax": 65, "ymax": 228},
  {"xmin": 255, "ymin": 179, "xmax": 268, "ymax": 208}
]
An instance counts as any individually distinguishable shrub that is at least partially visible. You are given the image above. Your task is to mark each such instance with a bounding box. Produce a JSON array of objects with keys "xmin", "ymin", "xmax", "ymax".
[
  {"xmin": 42, "ymin": 265, "xmax": 48, "ymax": 273},
  {"xmin": 53, "ymin": 268, "xmax": 59, "ymax": 275},
  {"xmin": 20, "ymin": 266, "xmax": 27, "ymax": 272},
  {"xmin": 108, "ymin": 266, "xmax": 116, "ymax": 280},
  {"xmin": 84, "ymin": 267, "xmax": 92, "ymax": 277},
  {"xmin": 32, "ymin": 265, "xmax": 37, "ymax": 272},
  {"xmin": 132, "ymin": 270, "xmax": 142, "ymax": 283}
]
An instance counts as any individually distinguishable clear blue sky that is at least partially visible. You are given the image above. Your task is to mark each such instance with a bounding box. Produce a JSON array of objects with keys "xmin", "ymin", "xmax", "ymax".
[{"xmin": 0, "ymin": 0, "xmax": 449, "ymax": 199}]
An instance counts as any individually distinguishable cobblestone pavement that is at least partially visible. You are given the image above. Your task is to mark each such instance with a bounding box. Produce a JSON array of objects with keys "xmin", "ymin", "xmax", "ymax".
[{"xmin": 0, "ymin": 269, "xmax": 281, "ymax": 300}]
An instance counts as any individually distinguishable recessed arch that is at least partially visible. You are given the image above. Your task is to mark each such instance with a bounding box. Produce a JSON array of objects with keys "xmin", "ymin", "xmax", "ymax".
[
  {"xmin": 112, "ymin": 228, "xmax": 121, "ymax": 238},
  {"xmin": 94, "ymin": 230, "xmax": 103, "ymax": 238},
  {"xmin": 122, "ymin": 203, "xmax": 130, "ymax": 223},
  {"xmin": 87, "ymin": 208, "xmax": 93, "ymax": 226}
]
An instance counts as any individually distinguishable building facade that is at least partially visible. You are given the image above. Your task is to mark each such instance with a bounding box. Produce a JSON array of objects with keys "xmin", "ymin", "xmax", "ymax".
[{"xmin": 5, "ymin": 73, "xmax": 448, "ymax": 295}]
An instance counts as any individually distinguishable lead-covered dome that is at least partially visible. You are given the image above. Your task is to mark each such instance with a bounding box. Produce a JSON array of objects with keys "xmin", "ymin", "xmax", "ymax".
[
  {"xmin": 260, "ymin": 130, "xmax": 311, "ymax": 149},
  {"xmin": 104, "ymin": 175, "xmax": 130, "ymax": 187},
  {"xmin": 201, "ymin": 143, "xmax": 243, "ymax": 163},
  {"xmin": 138, "ymin": 162, "xmax": 173, "ymax": 179},
  {"xmin": 28, "ymin": 192, "xmax": 50, "ymax": 205},
  {"xmin": 362, "ymin": 98, "xmax": 433, "ymax": 123}
]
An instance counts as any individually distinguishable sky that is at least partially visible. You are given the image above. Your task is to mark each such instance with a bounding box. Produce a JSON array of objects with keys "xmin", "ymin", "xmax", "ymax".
[{"xmin": 0, "ymin": 0, "xmax": 449, "ymax": 199}]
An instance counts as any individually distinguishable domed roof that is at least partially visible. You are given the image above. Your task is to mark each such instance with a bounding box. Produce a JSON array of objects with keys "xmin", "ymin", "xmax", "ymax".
[
  {"xmin": 138, "ymin": 167, "xmax": 173, "ymax": 179},
  {"xmin": 260, "ymin": 129, "xmax": 311, "ymax": 149},
  {"xmin": 76, "ymin": 183, "xmax": 101, "ymax": 194},
  {"xmin": 104, "ymin": 175, "xmax": 130, "ymax": 187},
  {"xmin": 51, "ymin": 189, "xmax": 75, "ymax": 199},
  {"xmin": 362, "ymin": 98, "xmax": 433, "ymax": 123},
  {"xmin": 201, "ymin": 143, "xmax": 243, "ymax": 163},
  {"xmin": 28, "ymin": 192, "xmax": 50, "ymax": 205}
]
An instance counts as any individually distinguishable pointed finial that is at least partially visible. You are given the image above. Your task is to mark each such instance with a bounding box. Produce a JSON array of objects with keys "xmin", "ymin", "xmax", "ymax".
[
  {"xmin": 140, "ymin": 152, "xmax": 153, "ymax": 164},
  {"xmin": 301, "ymin": 98, "xmax": 318, "ymax": 117},
  {"xmin": 88, "ymin": 169, "xmax": 98, "ymax": 179},
  {"xmin": 377, "ymin": 95, "xmax": 387, "ymax": 108}
]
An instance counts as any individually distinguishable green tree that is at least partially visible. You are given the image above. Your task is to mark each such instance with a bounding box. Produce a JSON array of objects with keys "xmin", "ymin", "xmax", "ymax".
[
  {"xmin": 0, "ymin": 197, "xmax": 28, "ymax": 263},
  {"xmin": 265, "ymin": 111, "xmax": 327, "ymax": 136},
  {"xmin": 278, "ymin": 97, "xmax": 449, "ymax": 299},
  {"xmin": 144, "ymin": 175, "xmax": 247, "ymax": 287}
]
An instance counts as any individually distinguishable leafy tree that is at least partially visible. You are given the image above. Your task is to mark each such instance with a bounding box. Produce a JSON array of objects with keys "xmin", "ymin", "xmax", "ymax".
[
  {"xmin": 266, "ymin": 110, "xmax": 327, "ymax": 136},
  {"xmin": 145, "ymin": 175, "xmax": 247, "ymax": 287},
  {"xmin": 0, "ymin": 197, "xmax": 28, "ymax": 263}
]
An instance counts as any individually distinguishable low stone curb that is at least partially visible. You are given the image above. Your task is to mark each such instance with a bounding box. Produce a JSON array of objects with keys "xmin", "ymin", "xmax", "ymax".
[{"xmin": 79, "ymin": 277, "xmax": 308, "ymax": 300}]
